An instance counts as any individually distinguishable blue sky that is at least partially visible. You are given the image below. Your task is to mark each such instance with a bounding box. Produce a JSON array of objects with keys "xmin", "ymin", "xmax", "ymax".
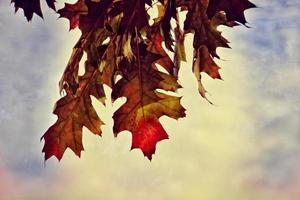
[{"xmin": 0, "ymin": 0, "xmax": 299, "ymax": 199}]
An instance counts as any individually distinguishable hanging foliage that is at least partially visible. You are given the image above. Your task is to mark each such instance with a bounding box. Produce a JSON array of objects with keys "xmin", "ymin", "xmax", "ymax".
[{"xmin": 12, "ymin": 0, "xmax": 256, "ymax": 160}]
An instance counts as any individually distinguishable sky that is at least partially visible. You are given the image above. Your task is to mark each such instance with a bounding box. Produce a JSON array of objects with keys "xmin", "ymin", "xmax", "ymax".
[{"xmin": 0, "ymin": 0, "xmax": 299, "ymax": 200}]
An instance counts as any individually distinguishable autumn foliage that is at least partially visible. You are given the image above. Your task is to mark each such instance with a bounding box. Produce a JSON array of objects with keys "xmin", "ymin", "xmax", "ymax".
[{"xmin": 12, "ymin": 0, "xmax": 255, "ymax": 160}]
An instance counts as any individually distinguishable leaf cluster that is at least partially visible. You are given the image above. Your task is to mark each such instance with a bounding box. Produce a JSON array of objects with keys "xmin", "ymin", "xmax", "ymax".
[{"xmin": 12, "ymin": 0, "xmax": 255, "ymax": 160}]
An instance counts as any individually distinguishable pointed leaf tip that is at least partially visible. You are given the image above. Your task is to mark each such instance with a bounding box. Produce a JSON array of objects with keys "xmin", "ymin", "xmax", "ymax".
[{"xmin": 131, "ymin": 118, "xmax": 169, "ymax": 160}]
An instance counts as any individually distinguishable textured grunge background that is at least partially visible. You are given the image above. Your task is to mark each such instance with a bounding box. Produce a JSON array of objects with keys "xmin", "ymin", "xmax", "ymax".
[{"xmin": 0, "ymin": 0, "xmax": 299, "ymax": 199}]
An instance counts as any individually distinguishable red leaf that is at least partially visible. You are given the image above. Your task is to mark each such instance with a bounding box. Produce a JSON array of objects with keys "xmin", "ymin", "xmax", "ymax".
[
  {"xmin": 112, "ymin": 44, "xmax": 185, "ymax": 160},
  {"xmin": 9, "ymin": 0, "xmax": 256, "ymax": 161},
  {"xmin": 131, "ymin": 118, "xmax": 169, "ymax": 160},
  {"xmin": 57, "ymin": 0, "xmax": 88, "ymax": 30},
  {"xmin": 42, "ymin": 64, "xmax": 105, "ymax": 161}
]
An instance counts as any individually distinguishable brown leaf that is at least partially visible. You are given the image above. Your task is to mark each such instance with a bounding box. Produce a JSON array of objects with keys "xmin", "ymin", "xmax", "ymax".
[
  {"xmin": 193, "ymin": 45, "xmax": 221, "ymax": 102},
  {"xmin": 197, "ymin": 45, "xmax": 221, "ymax": 80},
  {"xmin": 42, "ymin": 63, "xmax": 105, "ymax": 161},
  {"xmin": 99, "ymin": 43, "xmax": 118, "ymax": 87},
  {"xmin": 78, "ymin": 0, "xmax": 113, "ymax": 35},
  {"xmin": 147, "ymin": 27, "xmax": 176, "ymax": 75},
  {"xmin": 13, "ymin": 0, "xmax": 255, "ymax": 161},
  {"xmin": 57, "ymin": 0, "xmax": 88, "ymax": 30},
  {"xmin": 12, "ymin": 0, "xmax": 56, "ymax": 21},
  {"xmin": 112, "ymin": 44, "xmax": 185, "ymax": 160},
  {"xmin": 59, "ymin": 47, "xmax": 83, "ymax": 94},
  {"xmin": 207, "ymin": 0, "xmax": 256, "ymax": 25},
  {"xmin": 174, "ymin": 25, "xmax": 186, "ymax": 74},
  {"xmin": 161, "ymin": 0, "xmax": 177, "ymax": 51},
  {"xmin": 183, "ymin": 0, "xmax": 230, "ymax": 58}
]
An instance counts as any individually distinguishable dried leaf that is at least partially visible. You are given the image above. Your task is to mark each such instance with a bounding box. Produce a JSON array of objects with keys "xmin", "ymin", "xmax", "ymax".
[
  {"xmin": 11, "ymin": 0, "xmax": 256, "ymax": 161},
  {"xmin": 42, "ymin": 64, "xmax": 105, "ymax": 160},
  {"xmin": 12, "ymin": 0, "xmax": 56, "ymax": 21},
  {"xmin": 207, "ymin": 0, "xmax": 256, "ymax": 25},
  {"xmin": 57, "ymin": 0, "xmax": 88, "ymax": 30},
  {"xmin": 112, "ymin": 44, "xmax": 185, "ymax": 159}
]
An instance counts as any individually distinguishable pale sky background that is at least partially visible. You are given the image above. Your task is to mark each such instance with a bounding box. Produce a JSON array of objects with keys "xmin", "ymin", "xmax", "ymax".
[{"xmin": 0, "ymin": 0, "xmax": 299, "ymax": 200}]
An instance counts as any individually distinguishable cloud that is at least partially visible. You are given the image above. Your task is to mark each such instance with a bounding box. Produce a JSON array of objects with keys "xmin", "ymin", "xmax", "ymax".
[
  {"xmin": 0, "ymin": 1, "xmax": 79, "ymax": 197},
  {"xmin": 229, "ymin": 0, "xmax": 300, "ymax": 196}
]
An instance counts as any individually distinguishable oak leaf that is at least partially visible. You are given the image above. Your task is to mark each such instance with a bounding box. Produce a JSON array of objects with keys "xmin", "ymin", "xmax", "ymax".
[
  {"xmin": 207, "ymin": 0, "xmax": 256, "ymax": 25},
  {"xmin": 57, "ymin": 0, "xmax": 88, "ymax": 30},
  {"xmin": 11, "ymin": 0, "xmax": 256, "ymax": 161},
  {"xmin": 112, "ymin": 44, "xmax": 185, "ymax": 159},
  {"xmin": 42, "ymin": 63, "xmax": 105, "ymax": 160},
  {"xmin": 12, "ymin": 0, "xmax": 56, "ymax": 21}
]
